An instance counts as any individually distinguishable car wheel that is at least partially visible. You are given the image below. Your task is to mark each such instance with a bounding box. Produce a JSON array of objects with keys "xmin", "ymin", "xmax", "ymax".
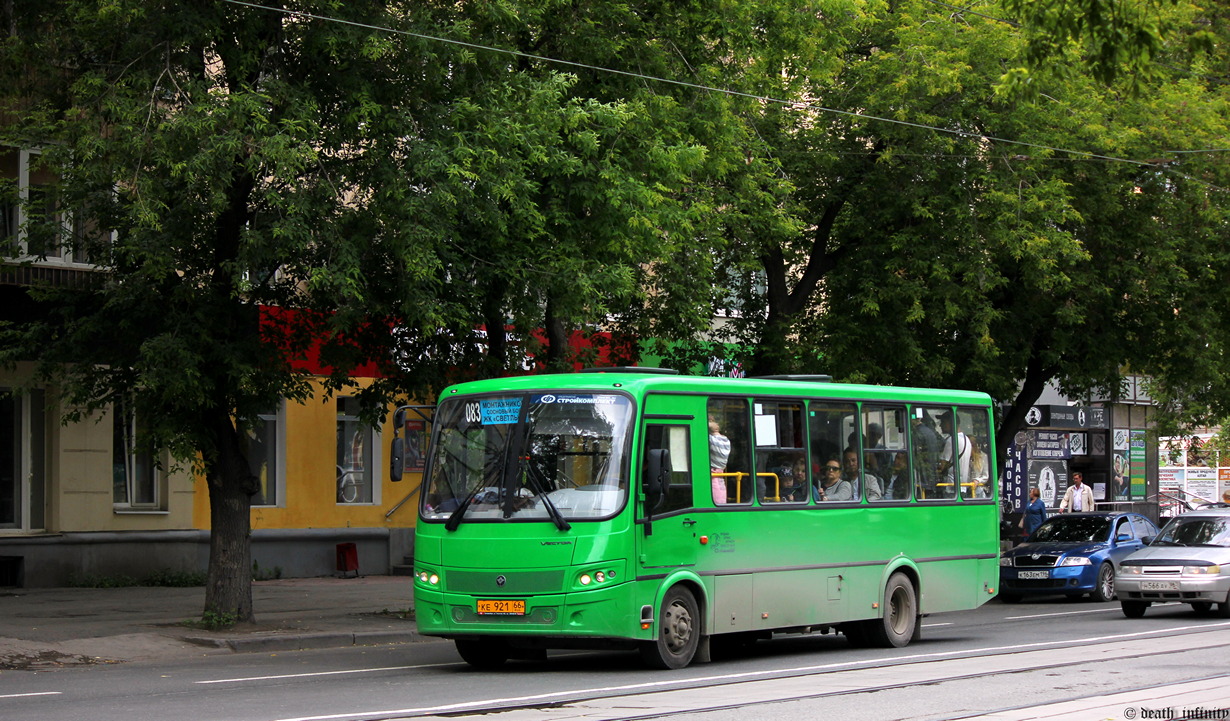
[
  {"xmin": 1121, "ymin": 600, "xmax": 1149, "ymax": 619},
  {"xmin": 1219, "ymin": 591, "xmax": 1230, "ymax": 619},
  {"xmin": 639, "ymin": 586, "xmax": 700, "ymax": 669},
  {"xmin": 1191, "ymin": 602, "xmax": 1214, "ymax": 615},
  {"xmin": 1091, "ymin": 563, "xmax": 1115, "ymax": 602}
]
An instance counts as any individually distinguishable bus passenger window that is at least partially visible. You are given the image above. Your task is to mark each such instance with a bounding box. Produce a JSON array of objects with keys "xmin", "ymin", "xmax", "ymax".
[
  {"xmin": 962, "ymin": 408, "xmax": 992, "ymax": 499},
  {"xmin": 935, "ymin": 408, "xmax": 969, "ymax": 499},
  {"xmin": 809, "ymin": 401, "xmax": 858, "ymax": 502},
  {"xmin": 864, "ymin": 405, "xmax": 908, "ymax": 502},
  {"xmin": 708, "ymin": 399, "xmax": 751, "ymax": 505},
  {"xmin": 753, "ymin": 400, "xmax": 806, "ymax": 504},
  {"xmin": 913, "ymin": 407, "xmax": 949, "ymax": 499}
]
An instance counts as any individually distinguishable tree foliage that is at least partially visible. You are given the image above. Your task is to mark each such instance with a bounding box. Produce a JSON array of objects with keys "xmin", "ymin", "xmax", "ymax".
[
  {"xmin": 702, "ymin": 0, "xmax": 1230, "ymax": 456},
  {"xmin": 0, "ymin": 0, "xmax": 792, "ymax": 617}
]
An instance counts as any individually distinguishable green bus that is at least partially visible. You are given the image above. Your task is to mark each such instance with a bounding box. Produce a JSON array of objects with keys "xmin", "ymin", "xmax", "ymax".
[{"xmin": 394, "ymin": 369, "xmax": 999, "ymax": 669}]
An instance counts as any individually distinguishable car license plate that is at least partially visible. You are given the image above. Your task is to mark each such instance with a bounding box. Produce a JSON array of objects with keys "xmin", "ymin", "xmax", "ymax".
[
  {"xmin": 1140, "ymin": 581, "xmax": 1178, "ymax": 591},
  {"xmin": 1017, "ymin": 570, "xmax": 1049, "ymax": 580},
  {"xmin": 477, "ymin": 599, "xmax": 526, "ymax": 616}
]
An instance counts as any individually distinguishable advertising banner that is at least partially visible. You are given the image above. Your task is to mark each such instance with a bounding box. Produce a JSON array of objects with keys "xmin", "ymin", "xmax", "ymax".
[{"xmin": 1130, "ymin": 429, "xmax": 1147, "ymax": 498}]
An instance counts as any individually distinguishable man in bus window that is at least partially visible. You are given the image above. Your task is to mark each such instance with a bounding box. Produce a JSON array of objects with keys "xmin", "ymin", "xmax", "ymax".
[
  {"xmin": 841, "ymin": 448, "xmax": 882, "ymax": 501},
  {"xmin": 816, "ymin": 458, "xmax": 853, "ymax": 501},
  {"xmin": 709, "ymin": 418, "xmax": 731, "ymax": 505},
  {"xmin": 938, "ymin": 412, "xmax": 971, "ymax": 494},
  {"xmin": 912, "ymin": 413, "xmax": 942, "ymax": 495}
]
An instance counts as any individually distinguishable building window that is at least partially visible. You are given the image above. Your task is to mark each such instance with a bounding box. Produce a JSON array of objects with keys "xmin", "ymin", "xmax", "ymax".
[
  {"xmin": 1, "ymin": 146, "xmax": 101, "ymax": 267},
  {"xmin": 112, "ymin": 398, "xmax": 159, "ymax": 508},
  {"xmin": 245, "ymin": 404, "xmax": 284, "ymax": 507},
  {"xmin": 1, "ymin": 388, "xmax": 45, "ymax": 531},
  {"xmin": 336, "ymin": 397, "xmax": 375, "ymax": 504}
]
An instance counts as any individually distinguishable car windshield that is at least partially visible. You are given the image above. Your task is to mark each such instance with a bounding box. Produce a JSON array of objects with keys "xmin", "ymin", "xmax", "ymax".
[
  {"xmin": 1153, "ymin": 516, "xmax": 1230, "ymax": 547},
  {"xmin": 1029, "ymin": 516, "xmax": 1111, "ymax": 543},
  {"xmin": 421, "ymin": 392, "xmax": 633, "ymax": 524}
]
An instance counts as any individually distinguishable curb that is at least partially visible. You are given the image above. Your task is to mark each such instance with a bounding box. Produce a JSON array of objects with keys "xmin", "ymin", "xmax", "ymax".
[{"xmin": 184, "ymin": 629, "xmax": 431, "ymax": 653}]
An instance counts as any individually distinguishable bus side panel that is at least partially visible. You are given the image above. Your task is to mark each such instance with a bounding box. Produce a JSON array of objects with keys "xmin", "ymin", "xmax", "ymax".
[
  {"xmin": 712, "ymin": 574, "xmax": 754, "ymax": 633},
  {"xmin": 752, "ymin": 569, "xmax": 848, "ymax": 629}
]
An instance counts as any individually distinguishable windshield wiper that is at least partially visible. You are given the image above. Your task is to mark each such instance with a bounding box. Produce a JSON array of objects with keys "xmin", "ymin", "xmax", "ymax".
[
  {"xmin": 445, "ymin": 485, "xmax": 486, "ymax": 532},
  {"xmin": 520, "ymin": 455, "xmax": 571, "ymax": 532}
]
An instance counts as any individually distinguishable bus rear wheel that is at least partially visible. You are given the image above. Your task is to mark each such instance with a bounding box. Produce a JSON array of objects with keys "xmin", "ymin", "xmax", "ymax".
[
  {"xmin": 866, "ymin": 573, "xmax": 918, "ymax": 648},
  {"xmin": 640, "ymin": 586, "xmax": 700, "ymax": 669},
  {"xmin": 455, "ymin": 638, "xmax": 509, "ymax": 669}
]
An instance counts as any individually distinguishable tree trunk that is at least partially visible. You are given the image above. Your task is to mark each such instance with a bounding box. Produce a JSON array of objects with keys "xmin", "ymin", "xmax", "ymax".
[
  {"xmin": 543, "ymin": 293, "xmax": 570, "ymax": 372},
  {"xmin": 203, "ymin": 409, "xmax": 257, "ymax": 623},
  {"xmin": 994, "ymin": 347, "xmax": 1056, "ymax": 481}
]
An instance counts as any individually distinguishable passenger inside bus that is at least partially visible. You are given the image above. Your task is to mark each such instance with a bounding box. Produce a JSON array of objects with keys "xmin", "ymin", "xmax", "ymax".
[
  {"xmin": 885, "ymin": 451, "xmax": 912, "ymax": 500},
  {"xmin": 842, "ymin": 448, "xmax": 882, "ymax": 501},
  {"xmin": 709, "ymin": 418, "xmax": 731, "ymax": 505},
  {"xmin": 764, "ymin": 453, "xmax": 808, "ymax": 503},
  {"xmin": 816, "ymin": 458, "xmax": 853, "ymax": 501}
]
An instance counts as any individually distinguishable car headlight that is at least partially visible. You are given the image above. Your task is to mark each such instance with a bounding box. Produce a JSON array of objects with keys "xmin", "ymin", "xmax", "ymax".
[
  {"xmin": 1184, "ymin": 565, "xmax": 1221, "ymax": 575},
  {"xmin": 1000, "ymin": 557, "xmax": 1014, "ymax": 567},
  {"xmin": 1120, "ymin": 565, "xmax": 1143, "ymax": 575},
  {"xmin": 1060, "ymin": 557, "xmax": 1092, "ymax": 567}
]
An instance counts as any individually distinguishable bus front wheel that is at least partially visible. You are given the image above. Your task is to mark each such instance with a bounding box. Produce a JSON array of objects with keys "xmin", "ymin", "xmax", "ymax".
[
  {"xmin": 640, "ymin": 586, "xmax": 700, "ymax": 669},
  {"xmin": 867, "ymin": 573, "xmax": 918, "ymax": 648}
]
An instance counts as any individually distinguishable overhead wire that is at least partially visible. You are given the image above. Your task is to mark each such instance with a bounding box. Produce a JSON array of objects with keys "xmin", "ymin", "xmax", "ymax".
[{"xmin": 220, "ymin": 0, "xmax": 1227, "ymax": 188}]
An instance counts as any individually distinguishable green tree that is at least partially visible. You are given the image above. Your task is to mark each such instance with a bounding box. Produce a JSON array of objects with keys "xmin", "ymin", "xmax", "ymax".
[
  {"xmin": 711, "ymin": 0, "xmax": 1230, "ymax": 459},
  {"xmin": 0, "ymin": 0, "xmax": 771, "ymax": 618}
]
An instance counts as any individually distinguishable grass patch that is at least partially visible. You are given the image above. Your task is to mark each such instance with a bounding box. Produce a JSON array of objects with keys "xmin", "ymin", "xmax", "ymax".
[
  {"xmin": 68, "ymin": 568, "xmax": 206, "ymax": 588},
  {"xmin": 181, "ymin": 610, "xmax": 238, "ymax": 631}
]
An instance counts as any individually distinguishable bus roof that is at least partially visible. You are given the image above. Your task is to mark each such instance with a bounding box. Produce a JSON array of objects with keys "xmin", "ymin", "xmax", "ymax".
[{"xmin": 437, "ymin": 370, "xmax": 993, "ymax": 406}]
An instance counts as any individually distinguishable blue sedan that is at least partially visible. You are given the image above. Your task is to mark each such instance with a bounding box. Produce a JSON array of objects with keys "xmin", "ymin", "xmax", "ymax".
[{"xmin": 999, "ymin": 512, "xmax": 1159, "ymax": 602}]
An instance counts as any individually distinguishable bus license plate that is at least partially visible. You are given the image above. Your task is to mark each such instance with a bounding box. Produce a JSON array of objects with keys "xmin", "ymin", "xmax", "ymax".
[
  {"xmin": 1017, "ymin": 571, "xmax": 1049, "ymax": 580},
  {"xmin": 1140, "ymin": 581, "xmax": 1178, "ymax": 591},
  {"xmin": 477, "ymin": 599, "xmax": 526, "ymax": 616}
]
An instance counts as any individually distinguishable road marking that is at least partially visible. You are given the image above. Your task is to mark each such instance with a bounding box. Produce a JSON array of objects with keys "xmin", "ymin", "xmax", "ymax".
[
  {"xmin": 197, "ymin": 663, "xmax": 451, "ymax": 684},
  {"xmin": 922, "ymin": 622, "xmax": 953, "ymax": 627},
  {"xmin": 1006, "ymin": 602, "xmax": 1181, "ymax": 620},
  {"xmin": 1005, "ymin": 607, "xmax": 1123, "ymax": 620},
  {"xmin": 0, "ymin": 692, "xmax": 63, "ymax": 699},
  {"xmin": 267, "ymin": 623, "xmax": 1230, "ymax": 721}
]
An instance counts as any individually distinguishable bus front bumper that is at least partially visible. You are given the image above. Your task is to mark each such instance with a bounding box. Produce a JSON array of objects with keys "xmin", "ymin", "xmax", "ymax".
[{"xmin": 415, "ymin": 582, "xmax": 645, "ymax": 641}]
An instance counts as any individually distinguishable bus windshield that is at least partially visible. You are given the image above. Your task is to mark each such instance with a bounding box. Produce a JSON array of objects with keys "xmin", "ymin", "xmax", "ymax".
[{"xmin": 421, "ymin": 392, "xmax": 633, "ymax": 524}]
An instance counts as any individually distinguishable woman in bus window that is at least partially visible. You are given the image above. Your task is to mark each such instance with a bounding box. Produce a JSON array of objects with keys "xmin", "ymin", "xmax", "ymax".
[{"xmin": 817, "ymin": 457, "xmax": 854, "ymax": 501}]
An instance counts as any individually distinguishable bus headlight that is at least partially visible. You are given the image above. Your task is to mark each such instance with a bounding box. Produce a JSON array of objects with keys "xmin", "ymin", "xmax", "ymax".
[
  {"xmin": 575, "ymin": 568, "xmax": 619, "ymax": 589},
  {"xmin": 416, "ymin": 570, "xmax": 441, "ymax": 586}
]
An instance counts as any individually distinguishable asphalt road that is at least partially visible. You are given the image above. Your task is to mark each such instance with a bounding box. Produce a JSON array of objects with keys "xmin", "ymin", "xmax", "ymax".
[{"xmin": 4, "ymin": 596, "xmax": 1230, "ymax": 721}]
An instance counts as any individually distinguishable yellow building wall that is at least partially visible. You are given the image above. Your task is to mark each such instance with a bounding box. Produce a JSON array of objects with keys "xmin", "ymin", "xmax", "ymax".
[
  {"xmin": 190, "ymin": 378, "xmax": 424, "ymax": 533},
  {"xmin": 3, "ymin": 362, "xmax": 197, "ymax": 534}
]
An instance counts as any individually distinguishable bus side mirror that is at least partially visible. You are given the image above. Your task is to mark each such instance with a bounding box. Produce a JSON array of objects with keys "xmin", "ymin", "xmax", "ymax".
[
  {"xmin": 644, "ymin": 449, "xmax": 670, "ymax": 510},
  {"xmin": 390, "ymin": 437, "xmax": 405, "ymax": 483}
]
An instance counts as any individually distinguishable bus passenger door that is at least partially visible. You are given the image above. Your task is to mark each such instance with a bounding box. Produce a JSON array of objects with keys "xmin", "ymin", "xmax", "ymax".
[{"xmin": 638, "ymin": 421, "xmax": 703, "ymax": 577}]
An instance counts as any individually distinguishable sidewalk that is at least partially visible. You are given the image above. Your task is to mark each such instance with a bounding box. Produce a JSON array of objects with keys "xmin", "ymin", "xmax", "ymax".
[{"xmin": 0, "ymin": 575, "xmax": 429, "ymax": 670}]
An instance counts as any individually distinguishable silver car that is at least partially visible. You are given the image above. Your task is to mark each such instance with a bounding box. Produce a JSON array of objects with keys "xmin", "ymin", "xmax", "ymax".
[{"xmin": 1116, "ymin": 508, "xmax": 1230, "ymax": 618}]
